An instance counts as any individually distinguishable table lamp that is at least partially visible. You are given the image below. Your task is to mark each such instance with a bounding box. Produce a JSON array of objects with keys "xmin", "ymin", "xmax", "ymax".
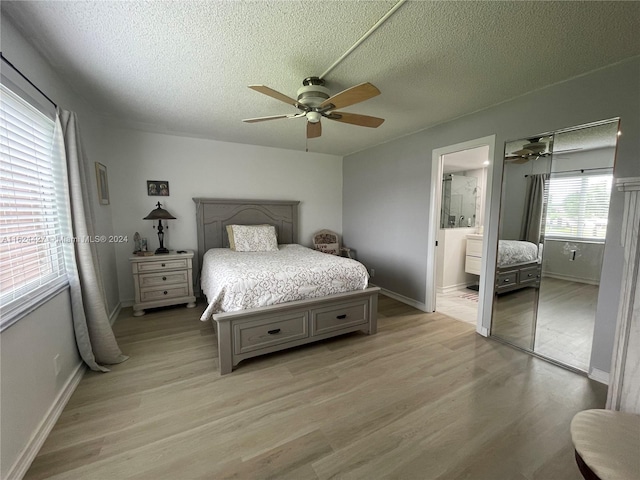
[{"xmin": 143, "ymin": 202, "xmax": 176, "ymax": 254}]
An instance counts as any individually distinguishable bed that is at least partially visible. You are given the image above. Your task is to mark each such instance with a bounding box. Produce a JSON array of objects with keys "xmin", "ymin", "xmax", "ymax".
[
  {"xmin": 193, "ymin": 198, "xmax": 379, "ymax": 374},
  {"xmin": 495, "ymin": 240, "xmax": 542, "ymax": 293}
]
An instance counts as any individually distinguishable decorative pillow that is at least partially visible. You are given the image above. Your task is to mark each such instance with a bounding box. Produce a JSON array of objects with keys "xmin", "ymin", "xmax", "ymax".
[
  {"xmin": 228, "ymin": 224, "xmax": 278, "ymax": 252},
  {"xmin": 315, "ymin": 242, "xmax": 340, "ymax": 255},
  {"xmin": 225, "ymin": 225, "xmax": 236, "ymax": 250}
]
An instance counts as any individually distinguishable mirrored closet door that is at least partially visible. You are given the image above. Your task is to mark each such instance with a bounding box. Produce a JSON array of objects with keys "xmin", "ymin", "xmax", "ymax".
[{"xmin": 491, "ymin": 120, "xmax": 619, "ymax": 371}]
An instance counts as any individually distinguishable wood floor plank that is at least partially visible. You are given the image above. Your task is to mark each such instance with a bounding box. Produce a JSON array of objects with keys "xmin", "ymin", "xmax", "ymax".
[{"xmin": 24, "ymin": 295, "xmax": 606, "ymax": 479}]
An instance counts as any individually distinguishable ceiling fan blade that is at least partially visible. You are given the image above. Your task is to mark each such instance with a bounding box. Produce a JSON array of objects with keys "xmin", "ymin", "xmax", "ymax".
[
  {"xmin": 242, "ymin": 113, "xmax": 304, "ymax": 123},
  {"xmin": 320, "ymin": 82, "xmax": 380, "ymax": 110},
  {"xmin": 327, "ymin": 111, "xmax": 385, "ymax": 128},
  {"xmin": 505, "ymin": 155, "xmax": 529, "ymax": 164},
  {"xmin": 307, "ymin": 121, "xmax": 322, "ymax": 139},
  {"xmin": 248, "ymin": 85, "xmax": 299, "ymax": 107},
  {"xmin": 512, "ymin": 148, "xmax": 534, "ymax": 156}
]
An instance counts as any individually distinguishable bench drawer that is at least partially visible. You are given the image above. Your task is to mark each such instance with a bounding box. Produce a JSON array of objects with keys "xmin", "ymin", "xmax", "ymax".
[
  {"xmin": 311, "ymin": 300, "xmax": 368, "ymax": 336},
  {"xmin": 234, "ymin": 313, "xmax": 309, "ymax": 354},
  {"xmin": 519, "ymin": 265, "xmax": 540, "ymax": 285},
  {"xmin": 496, "ymin": 271, "xmax": 518, "ymax": 292}
]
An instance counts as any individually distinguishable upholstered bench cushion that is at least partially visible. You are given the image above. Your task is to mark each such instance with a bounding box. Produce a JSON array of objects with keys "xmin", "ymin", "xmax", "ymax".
[{"xmin": 570, "ymin": 409, "xmax": 640, "ymax": 480}]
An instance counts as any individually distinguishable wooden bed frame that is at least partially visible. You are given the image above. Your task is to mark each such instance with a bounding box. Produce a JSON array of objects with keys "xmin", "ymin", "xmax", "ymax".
[{"xmin": 193, "ymin": 198, "xmax": 380, "ymax": 375}]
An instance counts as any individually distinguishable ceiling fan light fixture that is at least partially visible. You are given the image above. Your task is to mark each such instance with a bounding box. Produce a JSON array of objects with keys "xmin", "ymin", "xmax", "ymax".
[
  {"xmin": 297, "ymin": 84, "xmax": 330, "ymax": 107},
  {"xmin": 307, "ymin": 111, "xmax": 321, "ymax": 123}
]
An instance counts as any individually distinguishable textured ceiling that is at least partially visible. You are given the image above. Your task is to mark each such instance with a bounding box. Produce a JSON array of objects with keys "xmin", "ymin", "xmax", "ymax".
[{"xmin": 3, "ymin": 1, "xmax": 639, "ymax": 156}]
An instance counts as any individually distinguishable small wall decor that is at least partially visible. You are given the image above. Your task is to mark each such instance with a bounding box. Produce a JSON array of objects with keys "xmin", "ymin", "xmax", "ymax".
[
  {"xmin": 147, "ymin": 180, "xmax": 169, "ymax": 196},
  {"xmin": 95, "ymin": 162, "xmax": 109, "ymax": 205}
]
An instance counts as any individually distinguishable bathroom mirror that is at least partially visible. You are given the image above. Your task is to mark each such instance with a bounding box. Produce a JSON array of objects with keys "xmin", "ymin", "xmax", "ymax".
[
  {"xmin": 440, "ymin": 173, "xmax": 478, "ymax": 228},
  {"xmin": 491, "ymin": 120, "xmax": 619, "ymax": 371}
]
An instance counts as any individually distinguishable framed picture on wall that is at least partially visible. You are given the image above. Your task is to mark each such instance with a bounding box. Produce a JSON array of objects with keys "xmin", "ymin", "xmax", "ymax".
[
  {"xmin": 95, "ymin": 162, "xmax": 109, "ymax": 205},
  {"xmin": 147, "ymin": 180, "xmax": 169, "ymax": 196}
]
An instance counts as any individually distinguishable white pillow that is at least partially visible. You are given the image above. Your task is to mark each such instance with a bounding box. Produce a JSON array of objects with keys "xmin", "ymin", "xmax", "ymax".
[{"xmin": 228, "ymin": 225, "xmax": 278, "ymax": 252}]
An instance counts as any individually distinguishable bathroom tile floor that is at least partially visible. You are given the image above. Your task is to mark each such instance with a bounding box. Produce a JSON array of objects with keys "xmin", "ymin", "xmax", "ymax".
[{"xmin": 436, "ymin": 287, "xmax": 479, "ymax": 326}]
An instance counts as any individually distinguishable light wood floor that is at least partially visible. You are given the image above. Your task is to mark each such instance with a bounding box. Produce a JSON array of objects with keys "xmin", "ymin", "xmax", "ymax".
[
  {"xmin": 25, "ymin": 295, "xmax": 606, "ymax": 480},
  {"xmin": 492, "ymin": 278, "xmax": 597, "ymax": 371}
]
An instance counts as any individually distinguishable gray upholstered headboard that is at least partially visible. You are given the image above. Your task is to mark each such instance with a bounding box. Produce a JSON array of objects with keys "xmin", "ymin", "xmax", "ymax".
[{"xmin": 192, "ymin": 198, "xmax": 299, "ymax": 284}]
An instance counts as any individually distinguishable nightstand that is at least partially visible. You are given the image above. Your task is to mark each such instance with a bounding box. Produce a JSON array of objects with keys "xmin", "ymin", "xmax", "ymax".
[{"xmin": 130, "ymin": 250, "xmax": 196, "ymax": 316}]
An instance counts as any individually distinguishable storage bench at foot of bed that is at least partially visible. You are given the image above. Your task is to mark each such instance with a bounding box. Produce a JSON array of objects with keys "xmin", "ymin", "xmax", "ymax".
[
  {"xmin": 212, "ymin": 286, "xmax": 380, "ymax": 375},
  {"xmin": 495, "ymin": 261, "xmax": 541, "ymax": 294}
]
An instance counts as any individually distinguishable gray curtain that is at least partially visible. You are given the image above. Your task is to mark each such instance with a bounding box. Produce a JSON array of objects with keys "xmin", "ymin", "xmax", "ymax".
[
  {"xmin": 55, "ymin": 110, "xmax": 128, "ymax": 372},
  {"xmin": 520, "ymin": 173, "xmax": 549, "ymax": 244}
]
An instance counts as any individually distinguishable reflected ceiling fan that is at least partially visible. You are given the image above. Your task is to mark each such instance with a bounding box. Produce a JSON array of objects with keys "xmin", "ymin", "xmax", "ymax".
[
  {"xmin": 242, "ymin": 76, "xmax": 384, "ymax": 139},
  {"xmin": 505, "ymin": 136, "xmax": 583, "ymax": 164},
  {"xmin": 505, "ymin": 137, "xmax": 554, "ymax": 164}
]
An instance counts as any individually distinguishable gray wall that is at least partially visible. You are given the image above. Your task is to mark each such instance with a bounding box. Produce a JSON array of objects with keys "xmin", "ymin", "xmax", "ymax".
[
  {"xmin": 542, "ymin": 240, "xmax": 604, "ymax": 284},
  {"xmin": 343, "ymin": 57, "xmax": 640, "ymax": 376}
]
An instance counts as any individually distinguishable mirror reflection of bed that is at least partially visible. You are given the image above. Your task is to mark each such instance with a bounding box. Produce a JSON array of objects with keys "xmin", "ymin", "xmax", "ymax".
[{"xmin": 492, "ymin": 120, "xmax": 618, "ymax": 372}]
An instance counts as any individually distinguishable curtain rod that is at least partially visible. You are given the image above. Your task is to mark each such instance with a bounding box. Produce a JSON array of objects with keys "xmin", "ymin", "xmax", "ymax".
[
  {"xmin": 525, "ymin": 167, "xmax": 612, "ymax": 177},
  {"xmin": 1, "ymin": 52, "xmax": 58, "ymax": 108}
]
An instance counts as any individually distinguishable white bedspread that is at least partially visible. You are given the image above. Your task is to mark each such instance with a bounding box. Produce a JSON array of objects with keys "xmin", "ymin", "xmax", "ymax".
[
  {"xmin": 200, "ymin": 244, "xmax": 369, "ymax": 320},
  {"xmin": 498, "ymin": 240, "xmax": 541, "ymax": 266}
]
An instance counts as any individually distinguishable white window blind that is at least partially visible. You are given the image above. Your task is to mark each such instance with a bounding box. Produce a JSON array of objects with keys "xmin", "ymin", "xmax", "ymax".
[
  {"xmin": 0, "ymin": 83, "xmax": 68, "ymax": 330},
  {"xmin": 544, "ymin": 173, "xmax": 613, "ymax": 241}
]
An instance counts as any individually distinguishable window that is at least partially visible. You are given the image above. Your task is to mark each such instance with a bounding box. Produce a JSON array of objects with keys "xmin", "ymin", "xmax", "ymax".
[
  {"xmin": 0, "ymin": 83, "xmax": 68, "ymax": 330},
  {"xmin": 544, "ymin": 173, "xmax": 613, "ymax": 241}
]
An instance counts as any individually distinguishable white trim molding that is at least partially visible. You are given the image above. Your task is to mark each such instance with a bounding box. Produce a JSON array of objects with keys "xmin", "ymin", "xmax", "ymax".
[
  {"xmin": 589, "ymin": 367, "xmax": 610, "ymax": 385},
  {"xmin": 606, "ymin": 177, "xmax": 640, "ymax": 413},
  {"xmin": 378, "ymin": 287, "xmax": 429, "ymax": 312},
  {"xmin": 7, "ymin": 363, "xmax": 86, "ymax": 480}
]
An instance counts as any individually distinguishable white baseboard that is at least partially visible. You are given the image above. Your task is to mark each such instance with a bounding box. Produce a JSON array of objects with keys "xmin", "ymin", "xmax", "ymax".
[
  {"xmin": 476, "ymin": 325, "xmax": 489, "ymax": 337},
  {"xmin": 436, "ymin": 283, "xmax": 474, "ymax": 295},
  {"xmin": 543, "ymin": 273, "xmax": 600, "ymax": 286},
  {"xmin": 588, "ymin": 367, "xmax": 609, "ymax": 385},
  {"xmin": 7, "ymin": 362, "xmax": 86, "ymax": 480},
  {"xmin": 377, "ymin": 287, "xmax": 429, "ymax": 312}
]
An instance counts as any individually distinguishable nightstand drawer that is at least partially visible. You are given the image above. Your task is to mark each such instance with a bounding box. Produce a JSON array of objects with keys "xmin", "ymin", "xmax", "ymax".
[
  {"xmin": 136, "ymin": 258, "xmax": 188, "ymax": 273},
  {"xmin": 233, "ymin": 313, "xmax": 308, "ymax": 355},
  {"xmin": 311, "ymin": 300, "xmax": 368, "ymax": 335},
  {"xmin": 139, "ymin": 271, "xmax": 189, "ymax": 288},
  {"xmin": 140, "ymin": 285, "xmax": 190, "ymax": 302}
]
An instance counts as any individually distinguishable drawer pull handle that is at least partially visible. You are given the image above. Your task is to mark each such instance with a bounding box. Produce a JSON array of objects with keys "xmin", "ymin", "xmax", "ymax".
[
  {"xmin": 336, "ymin": 314, "xmax": 347, "ymax": 319},
  {"xmin": 528, "ymin": 273, "xmax": 533, "ymax": 277},
  {"xmin": 163, "ymin": 291, "xmax": 168, "ymax": 295},
  {"xmin": 162, "ymin": 276, "xmax": 167, "ymax": 281},
  {"xmin": 267, "ymin": 329, "xmax": 281, "ymax": 335},
  {"xmin": 504, "ymin": 279, "xmax": 510, "ymax": 283},
  {"xmin": 161, "ymin": 263, "xmax": 166, "ymax": 267}
]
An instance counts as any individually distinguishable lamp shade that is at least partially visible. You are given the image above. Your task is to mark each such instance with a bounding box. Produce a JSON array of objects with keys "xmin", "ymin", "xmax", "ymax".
[{"xmin": 144, "ymin": 202, "xmax": 176, "ymax": 220}]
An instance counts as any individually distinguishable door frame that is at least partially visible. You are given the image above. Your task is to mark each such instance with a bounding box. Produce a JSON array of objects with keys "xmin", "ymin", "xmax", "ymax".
[{"xmin": 426, "ymin": 135, "xmax": 496, "ymax": 336}]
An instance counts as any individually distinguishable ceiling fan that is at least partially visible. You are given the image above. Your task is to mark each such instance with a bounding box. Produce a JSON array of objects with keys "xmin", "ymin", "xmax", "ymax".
[
  {"xmin": 505, "ymin": 137, "xmax": 554, "ymax": 164},
  {"xmin": 242, "ymin": 77, "xmax": 385, "ymax": 139},
  {"xmin": 505, "ymin": 136, "xmax": 584, "ymax": 164}
]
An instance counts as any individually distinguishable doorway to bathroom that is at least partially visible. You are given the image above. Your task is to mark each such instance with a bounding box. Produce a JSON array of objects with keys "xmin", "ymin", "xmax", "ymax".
[
  {"xmin": 436, "ymin": 147, "xmax": 489, "ymax": 325},
  {"xmin": 426, "ymin": 135, "xmax": 496, "ymax": 335}
]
